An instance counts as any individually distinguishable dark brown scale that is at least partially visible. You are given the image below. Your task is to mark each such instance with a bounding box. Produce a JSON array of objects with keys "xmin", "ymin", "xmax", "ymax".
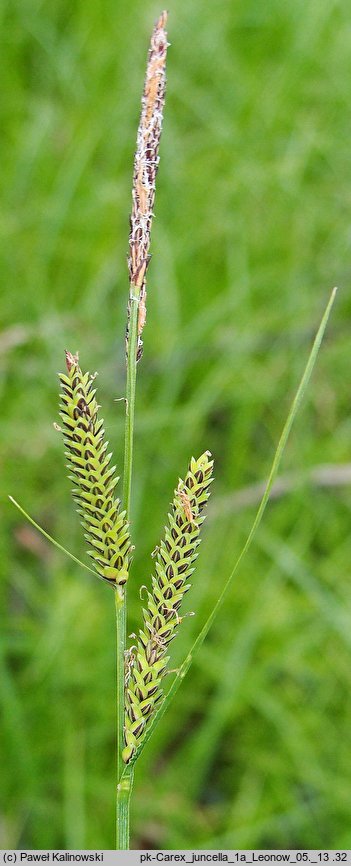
[
  {"xmin": 89, "ymin": 530, "xmax": 102, "ymax": 542},
  {"xmin": 184, "ymin": 548, "xmax": 194, "ymax": 558},
  {"xmin": 178, "ymin": 536, "xmax": 187, "ymax": 548},
  {"xmin": 132, "ymin": 721, "xmax": 145, "ymax": 738},
  {"xmin": 164, "ymin": 586, "xmax": 173, "ymax": 600},
  {"xmin": 176, "ymin": 514, "xmax": 183, "ymax": 528},
  {"xmin": 105, "ymin": 533, "xmax": 115, "ymax": 546},
  {"xmin": 95, "ymin": 558, "xmax": 107, "ymax": 569},
  {"xmin": 178, "ymin": 562, "xmax": 188, "ymax": 574},
  {"xmin": 81, "ymin": 504, "xmax": 95, "ymax": 518},
  {"xmin": 69, "ymin": 439, "xmax": 80, "ymax": 457},
  {"xmin": 165, "ymin": 539, "xmax": 171, "ymax": 552},
  {"xmin": 197, "ymin": 485, "xmax": 208, "ymax": 496},
  {"xmin": 111, "ymin": 553, "xmax": 122, "ymax": 566},
  {"xmin": 77, "ymin": 505, "xmax": 92, "ymax": 520},
  {"xmin": 186, "ymin": 476, "xmax": 194, "ymax": 489},
  {"xmin": 195, "ymin": 470, "xmax": 204, "ymax": 483},
  {"xmin": 144, "ymin": 671, "xmax": 152, "ymax": 685},
  {"xmin": 62, "ymin": 414, "xmax": 73, "ymax": 425},
  {"xmin": 147, "ymin": 684, "xmax": 158, "ymax": 697},
  {"xmin": 166, "ymin": 565, "xmax": 174, "ymax": 580},
  {"xmin": 135, "ymin": 687, "xmax": 144, "ymax": 702},
  {"xmin": 153, "ymin": 616, "xmax": 162, "ymax": 630},
  {"xmin": 171, "ymin": 549, "xmax": 180, "ymax": 562},
  {"xmin": 171, "ymin": 528, "xmax": 178, "ymax": 541},
  {"xmin": 158, "ymin": 574, "xmax": 167, "ymax": 589},
  {"xmin": 71, "ymin": 469, "xmax": 86, "ymax": 480},
  {"xmin": 173, "ymin": 578, "xmax": 184, "ymax": 590}
]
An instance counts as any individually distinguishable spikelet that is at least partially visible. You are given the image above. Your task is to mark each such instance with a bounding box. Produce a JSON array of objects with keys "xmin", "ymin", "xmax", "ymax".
[
  {"xmin": 127, "ymin": 11, "xmax": 168, "ymax": 361},
  {"xmin": 58, "ymin": 351, "xmax": 132, "ymax": 586},
  {"xmin": 123, "ymin": 451, "xmax": 214, "ymax": 762}
]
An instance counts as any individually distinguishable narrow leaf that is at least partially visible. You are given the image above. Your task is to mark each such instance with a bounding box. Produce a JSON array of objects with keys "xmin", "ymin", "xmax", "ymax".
[
  {"xmin": 8, "ymin": 496, "xmax": 101, "ymax": 579},
  {"xmin": 123, "ymin": 286, "xmax": 337, "ymax": 772}
]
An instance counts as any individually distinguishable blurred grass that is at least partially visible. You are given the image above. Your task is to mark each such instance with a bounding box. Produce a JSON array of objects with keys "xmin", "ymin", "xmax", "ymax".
[{"xmin": 1, "ymin": 0, "xmax": 351, "ymax": 850}]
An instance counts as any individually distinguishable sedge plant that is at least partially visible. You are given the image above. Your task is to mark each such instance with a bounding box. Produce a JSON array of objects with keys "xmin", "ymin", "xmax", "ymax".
[{"xmin": 10, "ymin": 12, "xmax": 337, "ymax": 850}]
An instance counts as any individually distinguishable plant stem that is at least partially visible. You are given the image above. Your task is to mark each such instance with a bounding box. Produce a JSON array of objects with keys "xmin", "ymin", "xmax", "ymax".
[
  {"xmin": 115, "ymin": 584, "xmax": 126, "ymax": 800},
  {"xmin": 123, "ymin": 289, "xmax": 140, "ymax": 516},
  {"xmin": 116, "ymin": 764, "xmax": 135, "ymax": 849},
  {"xmin": 115, "ymin": 585, "xmax": 128, "ymax": 849},
  {"xmin": 115, "ymin": 286, "xmax": 140, "ymax": 849}
]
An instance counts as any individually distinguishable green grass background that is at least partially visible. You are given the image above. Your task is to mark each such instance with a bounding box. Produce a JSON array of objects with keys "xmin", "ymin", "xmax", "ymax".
[{"xmin": 2, "ymin": 0, "xmax": 351, "ymax": 850}]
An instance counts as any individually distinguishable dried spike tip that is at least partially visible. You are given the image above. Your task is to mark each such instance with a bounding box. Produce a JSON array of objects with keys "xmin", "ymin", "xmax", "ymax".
[
  {"xmin": 122, "ymin": 451, "xmax": 214, "ymax": 763},
  {"xmin": 58, "ymin": 352, "xmax": 132, "ymax": 587},
  {"xmin": 127, "ymin": 11, "xmax": 168, "ymax": 361},
  {"xmin": 65, "ymin": 350, "xmax": 79, "ymax": 372}
]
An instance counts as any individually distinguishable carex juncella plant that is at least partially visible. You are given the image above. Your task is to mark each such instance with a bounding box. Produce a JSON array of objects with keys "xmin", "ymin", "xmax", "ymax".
[
  {"xmin": 123, "ymin": 451, "xmax": 214, "ymax": 764},
  {"xmin": 7, "ymin": 5, "xmax": 333, "ymax": 849},
  {"xmin": 56, "ymin": 11, "xmax": 214, "ymax": 847},
  {"xmin": 58, "ymin": 350, "xmax": 132, "ymax": 586}
]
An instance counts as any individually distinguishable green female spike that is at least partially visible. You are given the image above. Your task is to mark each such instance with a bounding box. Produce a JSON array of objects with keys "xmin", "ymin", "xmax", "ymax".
[
  {"xmin": 58, "ymin": 350, "xmax": 132, "ymax": 587},
  {"xmin": 123, "ymin": 450, "xmax": 214, "ymax": 762}
]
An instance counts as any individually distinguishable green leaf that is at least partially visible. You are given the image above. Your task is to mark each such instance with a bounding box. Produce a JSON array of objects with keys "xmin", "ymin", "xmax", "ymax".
[{"xmin": 122, "ymin": 286, "xmax": 337, "ymax": 773}]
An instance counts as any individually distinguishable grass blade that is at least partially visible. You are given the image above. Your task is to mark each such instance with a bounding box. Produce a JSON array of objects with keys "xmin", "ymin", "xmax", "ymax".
[
  {"xmin": 125, "ymin": 286, "xmax": 337, "ymax": 770},
  {"xmin": 8, "ymin": 496, "xmax": 103, "ymax": 581}
]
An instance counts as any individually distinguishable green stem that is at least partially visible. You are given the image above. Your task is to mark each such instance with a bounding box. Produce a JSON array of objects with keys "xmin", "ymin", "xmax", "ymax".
[
  {"xmin": 123, "ymin": 290, "xmax": 140, "ymax": 515},
  {"xmin": 116, "ymin": 764, "xmax": 135, "ymax": 849},
  {"xmin": 115, "ymin": 286, "xmax": 140, "ymax": 849},
  {"xmin": 115, "ymin": 585, "xmax": 126, "ymax": 786}
]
